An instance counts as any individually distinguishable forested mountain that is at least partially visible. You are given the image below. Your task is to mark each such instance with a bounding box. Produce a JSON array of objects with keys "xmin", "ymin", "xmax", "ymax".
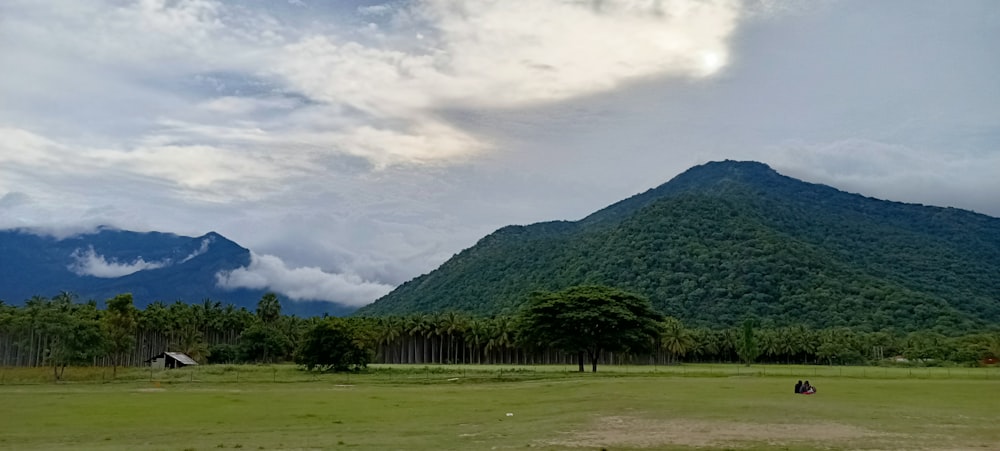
[
  {"xmin": 0, "ymin": 228, "xmax": 351, "ymax": 316},
  {"xmin": 357, "ymin": 161, "xmax": 1000, "ymax": 332}
]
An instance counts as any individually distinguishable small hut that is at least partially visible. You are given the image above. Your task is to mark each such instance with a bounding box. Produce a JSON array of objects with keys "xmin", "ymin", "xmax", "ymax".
[{"xmin": 146, "ymin": 351, "xmax": 199, "ymax": 369}]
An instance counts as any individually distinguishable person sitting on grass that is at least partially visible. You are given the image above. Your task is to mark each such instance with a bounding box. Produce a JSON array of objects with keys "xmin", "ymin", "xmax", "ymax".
[
  {"xmin": 795, "ymin": 380, "xmax": 803, "ymax": 394},
  {"xmin": 801, "ymin": 381, "xmax": 816, "ymax": 394}
]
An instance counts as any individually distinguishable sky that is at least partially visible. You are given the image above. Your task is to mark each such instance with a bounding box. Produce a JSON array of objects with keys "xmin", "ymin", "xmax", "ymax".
[{"xmin": 2, "ymin": 0, "xmax": 999, "ymax": 308}]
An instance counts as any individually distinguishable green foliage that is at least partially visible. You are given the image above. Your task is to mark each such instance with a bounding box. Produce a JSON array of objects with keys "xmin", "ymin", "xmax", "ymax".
[
  {"xmin": 170, "ymin": 323, "xmax": 210, "ymax": 363},
  {"xmin": 239, "ymin": 323, "xmax": 292, "ymax": 363},
  {"xmin": 358, "ymin": 161, "xmax": 1000, "ymax": 334},
  {"xmin": 295, "ymin": 317, "xmax": 370, "ymax": 372},
  {"xmin": 237, "ymin": 294, "xmax": 299, "ymax": 363},
  {"xmin": 5, "ymin": 290, "xmax": 999, "ymax": 374},
  {"xmin": 25, "ymin": 295, "xmax": 106, "ymax": 381},
  {"xmin": 660, "ymin": 316, "xmax": 694, "ymax": 363},
  {"xmin": 256, "ymin": 292, "xmax": 281, "ymax": 324},
  {"xmin": 206, "ymin": 343, "xmax": 241, "ymax": 364},
  {"xmin": 102, "ymin": 293, "xmax": 138, "ymax": 375},
  {"xmin": 736, "ymin": 318, "xmax": 760, "ymax": 366},
  {"xmin": 517, "ymin": 285, "xmax": 663, "ymax": 372}
]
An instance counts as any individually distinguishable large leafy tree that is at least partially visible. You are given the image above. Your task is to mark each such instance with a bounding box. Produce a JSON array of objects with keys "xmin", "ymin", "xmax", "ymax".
[
  {"xmin": 239, "ymin": 324, "xmax": 292, "ymax": 363},
  {"xmin": 518, "ymin": 285, "xmax": 663, "ymax": 372},
  {"xmin": 32, "ymin": 296, "xmax": 105, "ymax": 381},
  {"xmin": 296, "ymin": 317, "xmax": 370, "ymax": 372},
  {"xmin": 240, "ymin": 293, "xmax": 292, "ymax": 362}
]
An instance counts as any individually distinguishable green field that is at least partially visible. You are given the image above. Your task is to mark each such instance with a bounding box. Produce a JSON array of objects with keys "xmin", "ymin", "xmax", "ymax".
[{"xmin": 2, "ymin": 364, "xmax": 998, "ymax": 450}]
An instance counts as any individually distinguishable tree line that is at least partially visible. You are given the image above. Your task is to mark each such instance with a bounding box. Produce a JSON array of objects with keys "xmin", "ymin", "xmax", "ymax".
[{"xmin": 2, "ymin": 288, "xmax": 999, "ymax": 379}]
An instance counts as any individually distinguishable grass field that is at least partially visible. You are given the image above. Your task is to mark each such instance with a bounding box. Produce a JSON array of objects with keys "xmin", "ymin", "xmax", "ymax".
[{"xmin": 1, "ymin": 364, "xmax": 998, "ymax": 450}]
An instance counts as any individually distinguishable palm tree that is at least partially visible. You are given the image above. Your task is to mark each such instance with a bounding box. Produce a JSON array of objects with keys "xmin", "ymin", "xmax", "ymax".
[
  {"xmin": 377, "ymin": 317, "xmax": 402, "ymax": 363},
  {"xmin": 774, "ymin": 327, "xmax": 796, "ymax": 364},
  {"xmin": 171, "ymin": 323, "xmax": 209, "ymax": 363},
  {"xmin": 758, "ymin": 328, "xmax": 780, "ymax": 363},
  {"xmin": 466, "ymin": 319, "xmax": 489, "ymax": 364},
  {"xmin": 405, "ymin": 314, "xmax": 432, "ymax": 364},
  {"xmin": 686, "ymin": 328, "xmax": 713, "ymax": 362},
  {"xmin": 52, "ymin": 291, "xmax": 77, "ymax": 305},
  {"xmin": 792, "ymin": 325, "xmax": 822, "ymax": 363},
  {"xmin": 139, "ymin": 301, "xmax": 170, "ymax": 363},
  {"xmin": 256, "ymin": 293, "xmax": 281, "ymax": 325},
  {"xmin": 660, "ymin": 317, "xmax": 693, "ymax": 364},
  {"xmin": 220, "ymin": 304, "xmax": 241, "ymax": 344},
  {"xmin": 166, "ymin": 301, "xmax": 194, "ymax": 346},
  {"xmin": 198, "ymin": 298, "xmax": 222, "ymax": 342},
  {"xmin": 487, "ymin": 316, "xmax": 514, "ymax": 364},
  {"xmin": 440, "ymin": 312, "xmax": 468, "ymax": 364},
  {"xmin": 716, "ymin": 328, "xmax": 738, "ymax": 363}
]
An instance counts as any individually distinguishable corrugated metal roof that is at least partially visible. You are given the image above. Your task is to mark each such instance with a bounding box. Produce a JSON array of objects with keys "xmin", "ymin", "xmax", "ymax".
[{"xmin": 164, "ymin": 352, "xmax": 199, "ymax": 365}]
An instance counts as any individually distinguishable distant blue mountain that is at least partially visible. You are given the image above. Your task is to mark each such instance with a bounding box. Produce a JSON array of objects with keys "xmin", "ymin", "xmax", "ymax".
[{"xmin": 0, "ymin": 227, "xmax": 355, "ymax": 316}]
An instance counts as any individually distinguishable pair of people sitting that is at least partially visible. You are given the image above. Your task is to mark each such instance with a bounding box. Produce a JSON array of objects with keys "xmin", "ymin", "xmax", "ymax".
[{"xmin": 794, "ymin": 380, "xmax": 816, "ymax": 394}]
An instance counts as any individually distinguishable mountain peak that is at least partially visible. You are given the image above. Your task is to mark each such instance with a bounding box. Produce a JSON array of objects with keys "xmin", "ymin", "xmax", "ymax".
[
  {"xmin": 661, "ymin": 160, "xmax": 781, "ymax": 190},
  {"xmin": 358, "ymin": 161, "xmax": 1000, "ymax": 331},
  {"xmin": 582, "ymin": 160, "xmax": 779, "ymax": 225}
]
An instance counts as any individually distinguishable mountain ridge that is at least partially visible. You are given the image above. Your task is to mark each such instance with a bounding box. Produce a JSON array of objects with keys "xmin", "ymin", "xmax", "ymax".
[
  {"xmin": 0, "ymin": 227, "xmax": 354, "ymax": 316},
  {"xmin": 356, "ymin": 160, "xmax": 1000, "ymax": 332}
]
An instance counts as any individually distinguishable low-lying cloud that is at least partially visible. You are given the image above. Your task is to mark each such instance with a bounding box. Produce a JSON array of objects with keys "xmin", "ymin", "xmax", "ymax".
[
  {"xmin": 68, "ymin": 246, "xmax": 168, "ymax": 278},
  {"xmin": 215, "ymin": 253, "xmax": 394, "ymax": 307},
  {"xmin": 180, "ymin": 236, "xmax": 213, "ymax": 263}
]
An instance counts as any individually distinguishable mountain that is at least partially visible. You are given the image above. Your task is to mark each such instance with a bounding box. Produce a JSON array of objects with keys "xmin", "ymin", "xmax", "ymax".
[
  {"xmin": 0, "ymin": 227, "xmax": 353, "ymax": 316},
  {"xmin": 357, "ymin": 160, "xmax": 1000, "ymax": 332}
]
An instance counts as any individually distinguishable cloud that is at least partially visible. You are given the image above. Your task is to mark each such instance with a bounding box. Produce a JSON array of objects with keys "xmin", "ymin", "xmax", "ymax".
[
  {"xmin": 180, "ymin": 237, "xmax": 214, "ymax": 263},
  {"xmin": 0, "ymin": 192, "xmax": 31, "ymax": 209},
  {"xmin": 196, "ymin": 96, "xmax": 302, "ymax": 115},
  {"xmin": 358, "ymin": 4, "xmax": 395, "ymax": 16},
  {"xmin": 763, "ymin": 138, "xmax": 1000, "ymax": 216},
  {"xmin": 268, "ymin": 0, "xmax": 741, "ymax": 165},
  {"xmin": 68, "ymin": 246, "xmax": 169, "ymax": 278},
  {"xmin": 0, "ymin": 0, "xmax": 743, "ymax": 201},
  {"xmin": 0, "ymin": 126, "xmax": 290, "ymax": 204},
  {"xmin": 215, "ymin": 253, "xmax": 394, "ymax": 306}
]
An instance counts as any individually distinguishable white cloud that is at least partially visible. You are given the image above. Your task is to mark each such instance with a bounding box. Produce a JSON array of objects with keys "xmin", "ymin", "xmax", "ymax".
[
  {"xmin": 413, "ymin": 0, "xmax": 740, "ymax": 104},
  {"xmin": 215, "ymin": 253, "xmax": 394, "ymax": 306},
  {"xmin": 358, "ymin": 4, "xmax": 394, "ymax": 16},
  {"xmin": 268, "ymin": 0, "xmax": 741, "ymax": 164},
  {"xmin": 0, "ymin": 127, "xmax": 290, "ymax": 203},
  {"xmin": 180, "ymin": 237, "xmax": 214, "ymax": 263},
  {"xmin": 1, "ymin": 0, "xmax": 743, "ymax": 202},
  {"xmin": 68, "ymin": 246, "xmax": 169, "ymax": 278},
  {"xmin": 197, "ymin": 96, "xmax": 302, "ymax": 115}
]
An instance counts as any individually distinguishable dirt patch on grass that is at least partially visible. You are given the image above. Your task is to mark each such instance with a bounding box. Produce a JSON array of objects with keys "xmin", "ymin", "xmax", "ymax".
[{"xmin": 545, "ymin": 415, "xmax": 892, "ymax": 448}]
